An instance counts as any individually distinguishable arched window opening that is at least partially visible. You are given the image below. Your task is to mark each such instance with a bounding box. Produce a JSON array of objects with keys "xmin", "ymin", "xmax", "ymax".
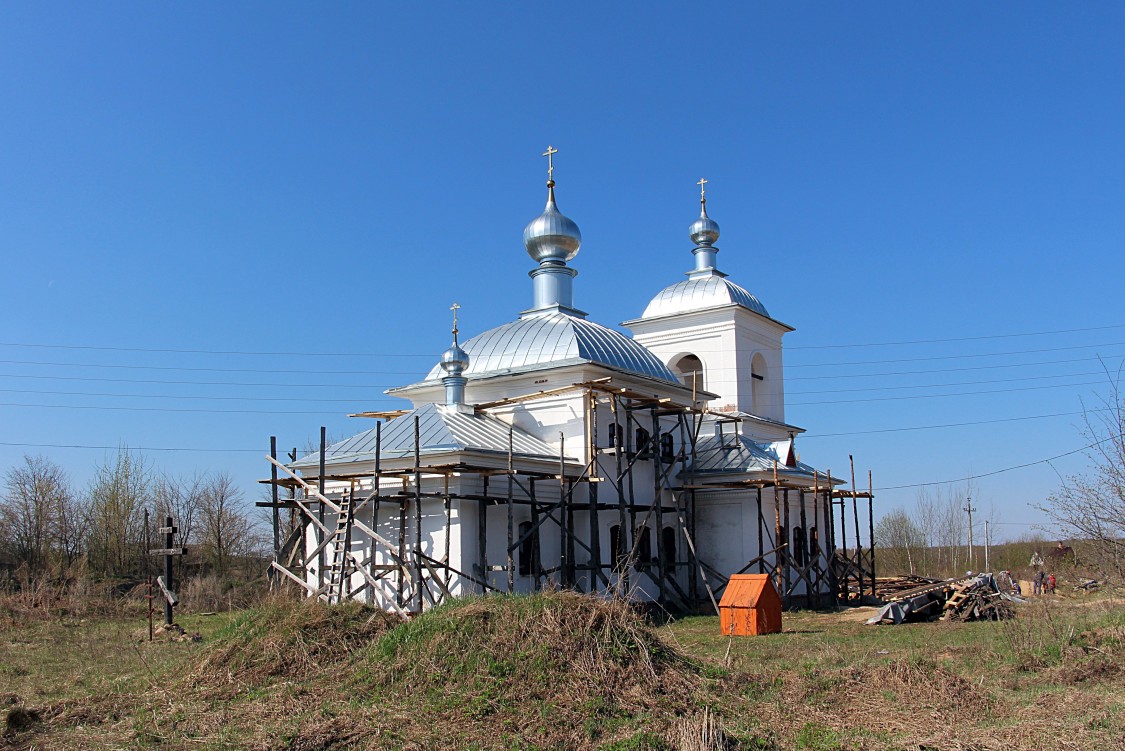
[
  {"xmin": 659, "ymin": 433, "xmax": 675, "ymax": 464},
  {"xmin": 634, "ymin": 525, "xmax": 652, "ymax": 570},
  {"xmin": 792, "ymin": 526, "xmax": 807, "ymax": 567},
  {"xmin": 661, "ymin": 526, "xmax": 677, "ymax": 573},
  {"xmin": 635, "ymin": 427, "xmax": 651, "ymax": 459},
  {"xmin": 672, "ymin": 354, "xmax": 705, "ymax": 392},
  {"xmin": 809, "ymin": 526, "xmax": 819, "ymax": 561},
  {"xmin": 609, "ymin": 524, "xmax": 627, "ymax": 568},
  {"xmin": 607, "ymin": 422, "xmax": 621, "ymax": 449},
  {"xmin": 751, "ymin": 353, "xmax": 768, "ymax": 415},
  {"xmin": 518, "ymin": 521, "xmax": 540, "ymax": 577}
]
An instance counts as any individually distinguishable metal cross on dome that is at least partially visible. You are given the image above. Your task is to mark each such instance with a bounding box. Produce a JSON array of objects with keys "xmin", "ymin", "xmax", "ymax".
[
  {"xmin": 542, "ymin": 145, "xmax": 558, "ymax": 183},
  {"xmin": 450, "ymin": 301, "xmax": 460, "ymax": 341},
  {"xmin": 697, "ymin": 177, "xmax": 708, "ymax": 202}
]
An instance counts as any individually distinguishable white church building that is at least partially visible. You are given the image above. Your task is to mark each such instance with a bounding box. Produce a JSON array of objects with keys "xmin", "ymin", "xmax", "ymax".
[{"xmin": 266, "ymin": 156, "xmax": 869, "ymax": 615}]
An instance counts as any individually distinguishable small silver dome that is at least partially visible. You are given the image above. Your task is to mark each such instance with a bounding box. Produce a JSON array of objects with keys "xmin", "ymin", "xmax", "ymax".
[
  {"xmin": 690, "ymin": 202, "xmax": 720, "ymax": 246},
  {"xmin": 439, "ymin": 342, "xmax": 469, "ymax": 374},
  {"xmin": 523, "ymin": 185, "xmax": 582, "ymax": 263}
]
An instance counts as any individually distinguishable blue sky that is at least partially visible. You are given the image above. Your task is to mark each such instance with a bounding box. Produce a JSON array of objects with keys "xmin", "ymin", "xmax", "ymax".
[{"xmin": 2, "ymin": 3, "xmax": 1123, "ymax": 541}]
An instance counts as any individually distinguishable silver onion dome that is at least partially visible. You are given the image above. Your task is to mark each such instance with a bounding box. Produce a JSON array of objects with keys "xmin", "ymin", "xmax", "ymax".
[
  {"xmin": 690, "ymin": 201, "xmax": 720, "ymax": 246},
  {"xmin": 439, "ymin": 342, "xmax": 469, "ymax": 374},
  {"xmin": 523, "ymin": 183, "xmax": 582, "ymax": 263}
]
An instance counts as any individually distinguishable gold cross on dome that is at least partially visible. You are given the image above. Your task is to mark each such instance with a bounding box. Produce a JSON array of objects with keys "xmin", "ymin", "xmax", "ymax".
[
  {"xmin": 450, "ymin": 302, "xmax": 460, "ymax": 340},
  {"xmin": 697, "ymin": 177, "xmax": 708, "ymax": 201},
  {"xmin": 542, "ymin": 145, "xmax": 558, "ymax": 182}
]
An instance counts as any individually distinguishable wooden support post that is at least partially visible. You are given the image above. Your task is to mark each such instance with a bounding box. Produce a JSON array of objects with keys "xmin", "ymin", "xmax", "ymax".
[
  {"xmin": 868, "ymin": 469, "xmax": 876, "ymax": 599},
  {"xmin": 782, "ymin": 486, "xmax": 791, "ymax": 606},
  {"xmin": 798, "ymin": 486, "xmax": 808, "ymax": 603},
  {"xmin": 613, "ymin": 395, "xmax": 630, "ymax": 595},
  {"xmin": 529, "ymin": 478, "xmax": 541, "ymax": 590},
  {"xmin": 318, "ymin": 426, "xmax": 327, "ymax": 588},
  {"xmin": 757, "ymin": 486, "xmax": 765, "ymax": 574},
  {"xmin": 587, "ymin": 392, "xmax": 601, "ymax": 593},
  {"xmin": 507, "ymin": 428, "xmax": 515, "ymax": 594},
  {"xmin": 270, "ymin": 436, "xmax": 280, "ymax": 559},
  {"xmin": 652, "ymin": 406, "xmax": 665, "ymax": 606},
  {"xmin": 850, "ymin": 455, "xmax": 862, "ymax": 599},
  {"xmin": 413, "ymin": 415, "xmax": 423, "ymax": 612},
  {"xmin": 479, "ymin": 475, "xmax": 489, "ymax": 594},
  {"xmin": 162, "ymin": 515, "xmax": 174, "ymax": 626},
  {"xmin": 812, "ymin": 472, "xmax": 821, "ymax": 609},
  {"xmin": 773, "ymin": 461, "xmax": 783, "ymax": 592},
  {"xmin": 825, "ymin": 469, "xmax": 838, "ymax": 604}
]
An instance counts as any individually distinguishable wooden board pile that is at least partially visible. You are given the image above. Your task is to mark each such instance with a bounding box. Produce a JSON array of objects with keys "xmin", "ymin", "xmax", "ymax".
[
  {"xmin": 874, "ymin": 575, "xmax": 942, "ymax": 600},
  {"xmin": 940, "ymin": 575, "xmax": 1016, "ymax": 622}
]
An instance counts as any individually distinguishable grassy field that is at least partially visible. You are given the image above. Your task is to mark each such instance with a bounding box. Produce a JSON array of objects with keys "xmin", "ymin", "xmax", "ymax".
[{"xmin": 1, "ymin": 592, "xmax": 1123, "ymax": 750}]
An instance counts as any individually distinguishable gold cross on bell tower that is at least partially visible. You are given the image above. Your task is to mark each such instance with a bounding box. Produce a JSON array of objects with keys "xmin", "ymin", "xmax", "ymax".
[
  {"xmin": 450, "ymin": 302, "xmax": 460, "ymax": 342},
  {"xmin": 542, "ymin": 145, "xmax": 558, "ymax": 184},
  {"xmin": 697, "ymin": 177, "xmax": 708, "ymax": 202}
]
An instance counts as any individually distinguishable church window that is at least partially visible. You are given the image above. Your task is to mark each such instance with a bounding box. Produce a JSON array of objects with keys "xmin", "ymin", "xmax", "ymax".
[
  {"xmin": 634, "ymin": 525, "xmax": 652, "ymax": 570},
  {"xmin": 607, "ymin": 422, "xmax": 621, "ymax": 448},
  {"xmin": 635, "ymin": 427, "xmax": 651, "ymax": 457},
  {"xmin": 661, "ymin": 526, "xmax": 677, "ymax": 573},
  {"xmin": 518, "ymin": 521, "xmax": 540, "ymax": 577},
  {"xmin": 809, "ymin": 527, "xmax": 819, "ymax": 560},
  {"xmin": 672, "ymin": 354, "xmax": 705, "ymax": 391},
  {"xmin": 659, "ymin": 433, "xmax": 675, "ymax": 464},
  {"xmin": 609, "ymin": 524, "xmax": 626, "ymax": 567}
]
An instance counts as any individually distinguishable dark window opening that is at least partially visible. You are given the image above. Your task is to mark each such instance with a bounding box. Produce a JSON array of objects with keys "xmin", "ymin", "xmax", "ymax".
[
  {"xmin": 661, "ymin": 526, "xmax": 677, "ymax": 573},
  {"xmin": 635, "ymin": 427, "xmax": 651, "ymax": 458},
  {"xmin": 659, "ymin": 433, "xmax": 675, "ymax": 464},
  {"xmin": 607, "ymin": 422, "xmax": 621, "ymax": 448},
  {"xmin": 518, "ymin": 521, "xmax": 540, "ymax": 577},
  {"xmin": 609, "ymin": 524, "xmax": 626, "ymax": 568},
  {"xmin": 634, "ymin": 525, "xmax": 652, "ymax": 570},
  {"xmin": 809, "ymin": 527, "xmax": 819, "ymax": 560}
]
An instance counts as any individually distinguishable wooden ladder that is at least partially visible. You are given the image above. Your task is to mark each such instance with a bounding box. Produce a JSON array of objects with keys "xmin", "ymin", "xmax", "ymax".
[{"xmin": 324, "ymin": 490, "xmax": 355, "ymax": 604}]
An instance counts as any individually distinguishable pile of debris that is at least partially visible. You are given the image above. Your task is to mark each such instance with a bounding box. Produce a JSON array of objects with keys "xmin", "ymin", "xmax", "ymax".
[
  {"xmin": 866, "ymin": 573, "xmax": 1024, "ymax": 625},
  {"xmin": 873, "ymin": 575, "xmax": 942, "ymax": 600},
  {"xmin": 942, "ymin": 574, "xmax": 1019, "ymax": 621}
]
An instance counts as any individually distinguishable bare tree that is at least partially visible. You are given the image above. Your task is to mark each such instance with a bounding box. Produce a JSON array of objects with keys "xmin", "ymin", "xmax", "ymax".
[
  {"xmin": 85, "ymin": 448, "xmax": 150, "ymax": 577},
  {"xmin": 874, "ymin": 507, "xmax": 923, "ymax": 574},
  {"xmin": 1042, "ymin": 371, "xmax": 1125, "ymax": 579},
  {"xmin": 1, "ymin": 455, "xmax": 74, "ymax": 571},
  {"xmin": 198, "ymin": 472, "xmax": 255, "ymax": 578}
]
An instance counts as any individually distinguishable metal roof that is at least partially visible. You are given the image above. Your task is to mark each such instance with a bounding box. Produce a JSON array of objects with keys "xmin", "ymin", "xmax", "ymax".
[
  {"xmin": 291, "ymin": 402, "xmax": 566, "ymax": 470},
  {"xmin": 423, "ymin": 311, "xmax": 679, "ymax": 383},
  {"xmin": 641, "ymin": 275, "xmax": 769, "ymax": 320},
  {"xmin": 686, "ymin": 432, "xmax": 822, "ymax": 478}
]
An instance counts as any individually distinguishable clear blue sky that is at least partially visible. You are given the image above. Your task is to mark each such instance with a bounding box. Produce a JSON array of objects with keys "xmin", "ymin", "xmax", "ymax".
[{"xmin": 2, "ymin": 3, "xmax": 1123, "ymax": 541}]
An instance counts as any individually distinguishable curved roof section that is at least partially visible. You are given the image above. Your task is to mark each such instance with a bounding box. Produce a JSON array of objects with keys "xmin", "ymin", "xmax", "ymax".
[
  {"xmin": 424, "ymin": 311, "xmax": 679, "ymax": 383},
  {"xmin": 641, "ymin": 275, "xmax": 769, "ymax": 320}
]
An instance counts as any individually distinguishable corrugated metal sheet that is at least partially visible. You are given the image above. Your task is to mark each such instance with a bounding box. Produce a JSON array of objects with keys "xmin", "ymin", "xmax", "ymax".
[
  {"xmin": 687, "ymin": 432, "xmax": 822, "ymax": 478},
  {"xmin": 292, "ymin": 402, "xmax": 565, "ymax": 469},
  {"xmin": 641, "ymin": 275, "xmax": 769, "ymax": 319},
  {"xmin": 422, "ymin": 311, "xmax": 678, "ymax": 383}
]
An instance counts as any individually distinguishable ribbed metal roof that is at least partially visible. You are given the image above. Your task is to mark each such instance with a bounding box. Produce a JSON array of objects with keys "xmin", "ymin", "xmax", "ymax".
[
  {"xmin": 423, "ymin": 311, "xmax": 679, "ymax": 383},
  {"xmin": 291, "ymin": 402, "xmax": 565, "ymax": 469},
  {"xmin": 686, "ymin": 432, "xmax": 821, "ymax": 478},
  {"xmin": 641, "ymin": 275, "xmax": 769, "ymax": 320}
]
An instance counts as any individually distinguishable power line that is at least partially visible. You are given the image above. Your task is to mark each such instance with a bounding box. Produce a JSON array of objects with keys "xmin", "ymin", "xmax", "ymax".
[
  {"xmin": 787, "ymin": 341, "xmax": 1125, "ymax": 369},
  {"xmin": 0, "ymin": 358, "xmax": 418, "ymax": 376},
  {"xmin": 787, "ymin": 353, "xmax": 1125, "ymax": 381},
  {"xmin": 0, "ymin": 441, "xmax": 262, "ymax": 454},
  {"xmin": 789, "ymin": 378, "xmax": 1105, "ymax": 406},
  {"xmin": 0, "ymin": 388, "xmax": 381, "ymax": 404},
  {"xmin": 799, "ymin": 408, "xmax": 1108, "ymax": 439},
  {"xmin": 788, "ymin": 369, "xmax": 1103, "ymax": 396},
  {"xmin": 0, "ymin": 372, "xmax": 388, "ymax": 389},
  {"xmin": 874, "ymin": 434, "xmax": 1120, "ymax": 491},
  {"xmin": 0, "ymin": 402, "xmax": 355, "ymax": 415},
  {"xmin": 787, "ymin": 323, "xmax": 1125, "ymax": 350},
  {"xmin": 0, "ymin": 342, "xmax": 434, "ymax": 358}
]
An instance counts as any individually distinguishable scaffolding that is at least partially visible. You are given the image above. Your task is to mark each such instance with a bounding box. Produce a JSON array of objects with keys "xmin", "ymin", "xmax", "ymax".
[{"xmin": 260, "ymin": 377, "xmax": 877, "ymax": 613}]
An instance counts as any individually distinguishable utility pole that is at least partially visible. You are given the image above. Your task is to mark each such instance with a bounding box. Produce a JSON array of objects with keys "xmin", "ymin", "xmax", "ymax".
[
  {"xmin": 984, "ymin": 520, "xmax": 991, "ymax": 572},
  {"xmin": 964, "ymin": 496, "xmax": 977, "ymax": 572}
]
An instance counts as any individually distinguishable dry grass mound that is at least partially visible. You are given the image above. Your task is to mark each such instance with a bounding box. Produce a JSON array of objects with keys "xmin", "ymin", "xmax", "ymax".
[
  {"xmin": 355, "ymin": 592, "xmax": 703, "ymax": 748},
  {"xmin": 190, "ymin": 597, "xmax": 399, "ymax": 690}
]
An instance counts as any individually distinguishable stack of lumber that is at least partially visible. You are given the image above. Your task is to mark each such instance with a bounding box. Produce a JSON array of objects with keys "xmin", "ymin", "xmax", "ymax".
[
  {"xmin": 874, "ymin": 575, "xmax": 941, "ymax": 600},
  {"xmin": 941, "ymin": 574, "xmax": 1017, "ymax": 622}
]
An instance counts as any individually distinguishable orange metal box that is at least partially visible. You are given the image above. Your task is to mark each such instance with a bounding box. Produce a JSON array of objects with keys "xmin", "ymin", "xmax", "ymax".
[{"xmin": 718, "ymin": 574, "xmax": 782, "ymax": 636}]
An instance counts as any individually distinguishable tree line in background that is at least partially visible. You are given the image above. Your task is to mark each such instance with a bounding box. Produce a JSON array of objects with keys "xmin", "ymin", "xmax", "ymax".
[
  {"xmin": 877, "ymin": 377, "xmax": 1124, "ymax": 582},
  {"xmin": 0, "ymin": 450, "xmax": 267, "ymax": 585}
]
